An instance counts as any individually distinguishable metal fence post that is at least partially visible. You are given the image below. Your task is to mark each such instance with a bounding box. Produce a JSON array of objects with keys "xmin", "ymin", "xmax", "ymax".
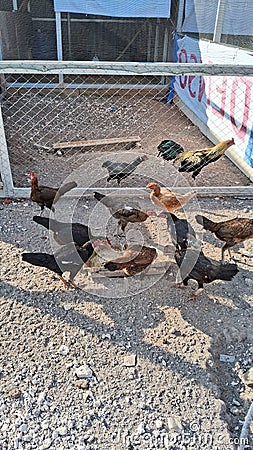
[{"xmin": 0, "ymin": 106, "xmax": 14, "ymax": 197}]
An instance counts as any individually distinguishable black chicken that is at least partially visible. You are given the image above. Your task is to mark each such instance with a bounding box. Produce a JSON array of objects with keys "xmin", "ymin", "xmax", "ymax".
[
  {"xmin": 174, "ymin": 241, "xmax": 239, "ymax": 299},
  {"xmin": 161, "ymin": 212, "xmax": 197, "ymax": 247},
  {"xmin": 102, "ymin": 155, "xmax": 148, "ymax": 184},
  {"xmin": 33, "ymin": 216, "xmax": 92, "ymax": 246},
  {"xmin": 22, "ymin": 241, "xmax": 95, "ymax": 288},
  {"xmin": 157, "ymin": 140, "xmax": 184, "ymax": 161}
]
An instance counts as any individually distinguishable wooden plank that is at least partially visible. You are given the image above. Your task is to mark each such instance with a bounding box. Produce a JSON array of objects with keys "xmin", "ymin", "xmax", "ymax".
[
  {"xmin": 0, "ymin": 107, "xmax": 14, "ymax": 197},
  {"xmin": 84, "ymin": 262, "xmax": 171, "ymax": 279},
  {"xmin": 0, "ymin": 61, "xmax": 253, "ymax": 76},
  {"xmin": 53, "ymin": 136, "xmax": 141, "ymax": 150}
]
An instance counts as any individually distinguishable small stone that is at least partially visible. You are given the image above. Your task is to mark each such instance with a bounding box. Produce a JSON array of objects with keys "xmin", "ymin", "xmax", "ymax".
[
  {"xmin": 155, "ymin": 419, "xmax": 163, "ymax": 430},
  {"xmin": 245, "ymin": 278, "xmax": 253, "ymax": 286},
  {"xmin": 56, "ymin": 150, "xmax": 63, "ymax": 156},
  {"xmin": 58, "ymin": 345, "xmax": 70, "ymax": 356},
  {"xmin": 137, "ymin": 423, "xmax": 145, "ymax": 435},
  {"xmin": 8, "ymin": 387, "xmax": 21, "ymax": 399},
  {"xmin": 101, "ymin": 334, "xmax": 111, "ymax": 340},
  {"xmin": 20, "ymin": 423, "xmax": 28, "ymax": 433},
  {"xmin": 230, "ymin": 407, "xmax": 239, "ymax": 415},
  {"xmin": 219, "ymin": 354, "xmax": 235, "ymax": 363},
  {"xmin": 232, "ymin": 399, "xmax": 241, "ymax": 407},
  {"xmin": 33, "ymin": 409, "xmax": 41, "ymax": 418},
  {"xmin": 66, "ymin": 362, "xmax": 74, "ymax": 369},
  {"xmin": 241, "ymin": 367, "xmax": 253, "ymax": 387},
  {"xmin": 43, "ymin": 438, "xmax": 52, "ymax": 449},
  {"xmin": 57, "ymin": 426, "xmax": 68, "ymax": 436},
  {"xmin": 63, "ymin": 305, "xmax": 72, "ymax": 311},
  {"xmin": 38, "ymin": 392, "xmax": 46, "ymax": 404},
  {"xmin": 74, "ymin": 380, "xmax": 89, "ymax": 390},
  {"xmin": 52, "ymin": 430, "xmax": 59, "ymax": 440},
  {"xmin": 41, "ymin": 421, "xmax": 49, "ymax": 430},
  {"xmin": 75, "ymin": 364, "xmax": 93, "ymax": 379},
  {"xmin": 123, "ymin": 354, "xmax": 137, "ymax": 367}
]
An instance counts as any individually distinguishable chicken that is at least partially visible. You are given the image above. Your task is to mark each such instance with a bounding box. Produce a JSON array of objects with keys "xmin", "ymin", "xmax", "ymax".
[
  {"xmin": 160, "ymin": 212, "xmax": 197, "ymax": 247},
  {"xmin": 33, "ymin": 216, "xmax": 92, "ymax": 246},
  {"xmin": 175, "ymin": 138, "xmax": 235, "ymax": 179},
  {"xmin": 174, "ymin": 241, "xmax": 239, "ymax": 299},
  {"xmin": 94, "ymin": 191, "xmax": 150, "ymax": 234},
  {"xmin": 21, "ymin": 241, "xmax": 97, "ymax": 288},
  {"xmin": 146, "ymin": 182, "xmax": 196, "ymax": 213},
  {"xmin": 30, "ymin": 172, "xmax": 77, "ymax": 212},
  {"xmin": 104, "ymin": 243, "xmax": 157, "ymax": 276},
  {"xmin": 102, "ymin": 155, "xmax": 148, "ymax": 184},
  {"xmin": 86, "ymin": 241, "xmax": 122, "ymax": 268},
  {"xmin": 196, "ymin": 215, "xmax": 253, "ymax": 260},
  {"xmin": 157, "ymin": 140, "xmax": 184, "ymax": 161}
]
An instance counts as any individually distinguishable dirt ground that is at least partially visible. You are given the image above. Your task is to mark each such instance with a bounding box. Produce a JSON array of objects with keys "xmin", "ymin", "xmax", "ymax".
[
  {"xmin": 2, "ymin": 92, "xmax": 251, "ymax": 188},
  {"xmin": 0, "ymin": 193, "xmax": 252, "ymax": 449}
]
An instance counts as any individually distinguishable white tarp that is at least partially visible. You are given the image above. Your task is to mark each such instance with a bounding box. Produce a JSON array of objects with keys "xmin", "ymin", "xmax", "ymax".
[
  {"xmin": 174, "ymin": 36, "xmax": 253, "ymax": 177},
  {"xmin": 53, "ymin": 0, "xmax": 171, "ymax": 18},
  {"xmin": 182, "ymin": 0, "xmax": 253, "ymax": 36}
]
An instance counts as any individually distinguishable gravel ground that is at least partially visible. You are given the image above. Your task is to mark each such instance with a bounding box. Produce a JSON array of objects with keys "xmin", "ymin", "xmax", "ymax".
[{"xmin": 0, "ymin": 193, "xmax": 253, "ymax": 450}]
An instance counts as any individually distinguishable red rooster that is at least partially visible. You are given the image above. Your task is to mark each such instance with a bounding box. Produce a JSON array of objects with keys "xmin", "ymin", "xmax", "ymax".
[{"xmin": 30, "ymin": 172, "xmax": 77, "ymax": 212}]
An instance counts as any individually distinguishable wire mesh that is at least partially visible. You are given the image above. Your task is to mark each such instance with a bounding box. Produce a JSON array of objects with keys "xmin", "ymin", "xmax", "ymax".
[{"xmin": 0, "ymin": 63, "xmax": 252, "ymax": 198}]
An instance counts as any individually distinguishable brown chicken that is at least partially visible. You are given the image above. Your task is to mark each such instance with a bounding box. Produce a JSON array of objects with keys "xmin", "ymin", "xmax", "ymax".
[
  {"xmin": 94, "ymin": 191, "xmax": 152, "ymax": 234},
  {"xmin": 146, "ymin": 182, "xmax": 196, "ymax": 213},
  {"xmin": 30, "ymin": 172, "xmax": 77, "ymax": 212},
  {"xmin": 104, "ymin": 243, "xmax": 157, "ymax": 276},
  {"xmin": 86, "ymin": 241, "xmax": 121, "ymax": 268},
  {"xmin": 196, "ymin": 214, "xmax": 253, "ymax": 260}
]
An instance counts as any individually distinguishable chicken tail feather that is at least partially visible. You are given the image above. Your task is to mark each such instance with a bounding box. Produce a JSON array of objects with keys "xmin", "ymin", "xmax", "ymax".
[
  {"xmin": 22, "ymin": 252, "xmax": 55, "ymax": 268},
  {"xmin": 33, "ymin": 215, "xmax": 63, "ymax": 232},
  {"xmin": 217, "ymin": 263, "xmax": 239, "ymax": 281},
  {"xmin": 54, "ymin": 181, "xmax": 77, "ymax": 203},
  {"xmin": 94, "ymin": 191, "xmax": 106, "ymax": 202}
]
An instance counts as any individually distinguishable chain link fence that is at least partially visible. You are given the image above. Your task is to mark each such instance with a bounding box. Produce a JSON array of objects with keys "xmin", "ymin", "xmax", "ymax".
[{"xmin": 0, "ymin": 61, "xmax": 252, "ymax": 199}]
